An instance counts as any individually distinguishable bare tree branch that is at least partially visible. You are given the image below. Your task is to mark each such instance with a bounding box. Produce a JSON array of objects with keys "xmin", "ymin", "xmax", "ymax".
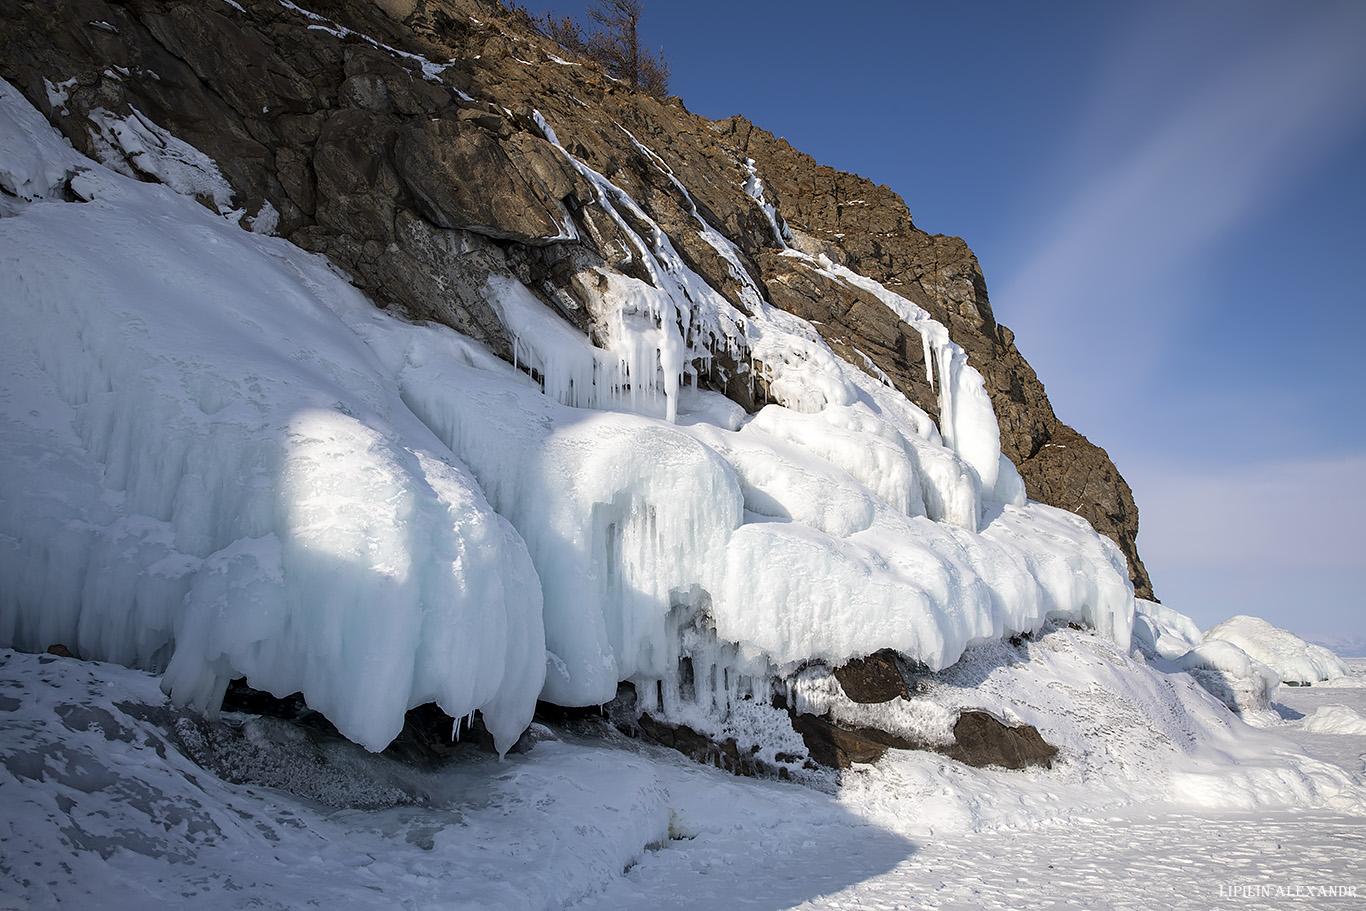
[{"xmin": 523, "ymin": 0, "xmax": 670, "ymax": 97}]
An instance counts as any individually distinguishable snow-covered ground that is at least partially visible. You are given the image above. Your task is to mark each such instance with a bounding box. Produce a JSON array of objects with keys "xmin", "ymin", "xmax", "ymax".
[
  {"xmin": 2, "ymin": 649, "xmax": 1362, "ymax": 910},
  {"xmin": 576, "ymin": 659, "xmax": 1366, "ymax": 911}
]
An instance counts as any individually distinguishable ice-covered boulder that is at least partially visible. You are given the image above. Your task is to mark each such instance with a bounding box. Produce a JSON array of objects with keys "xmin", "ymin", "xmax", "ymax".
[
  {"xmin": 1132, "ymin": 598, "xmax": 1203, "ymax": 661},
  {"xmin": 1204, "ymin": 615, "xmax": 1350, "ymax": 685},
  {"xmin": 1175, "ymin": 640, "xmax": 1280, "ymax": 717},
  {"xmin": 1300, "ymin": 705, "xmax": 1366, "ymax": 735}
]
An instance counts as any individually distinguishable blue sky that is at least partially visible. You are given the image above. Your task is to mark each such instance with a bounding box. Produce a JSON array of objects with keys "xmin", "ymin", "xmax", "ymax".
[{"xmin": 521, "ymin": 1, "xmax": 1366, "ymax": 642}]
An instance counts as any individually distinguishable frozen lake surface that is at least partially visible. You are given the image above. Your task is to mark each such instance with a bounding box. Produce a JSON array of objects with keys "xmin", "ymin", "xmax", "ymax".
[{"xmin": 2, "ymin": 652, "xmax": 1362, "ymax": 910}]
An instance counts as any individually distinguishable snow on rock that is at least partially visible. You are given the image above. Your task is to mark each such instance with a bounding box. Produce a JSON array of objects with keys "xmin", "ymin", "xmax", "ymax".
[
  {"xmin": 742, "ymin": 156, "xmax": 790, "ymax": 246},
  {"xmin": 382, "ymin": 110, "xmax": 1134, "ymax": 705},
  {"xmin": 1132, "ymin": 597, "xmax": 1203, "ymax": 660},
  {"xmin": 0, "ymin": 78, "xmax": 88, "ymax": 206},
  {"xmin": 776, "ymin": 250, "xmax": 1028, "ymax": 507},
  {"xmin": 838, "ymin": 625, "xmax": 1366, "ymax": 835},
  {"xmin": 0, "ymin": 81, "xmax": 544, "ymax": 754},
  {"xmin": 85, "ymin": 106, "xmax": 237, "ymax": 213},
  {"xmin": 789, "ymin": 662, "xmax": 958, "ymax": 748},
  {"xmin": 1175, "ymin": 640, "xmax": 1281, "ymax": 719},
  {"xmin": 2, "ymin": 79, "xmax": 1136, "ymax": 752},
  {"xmin": 1205, "ymin": 615, "xmax": 1351, "ymax": 685},
  {"xmin": 1300, "ymin": 705, "xmax": 1366, "ymax": 736}
]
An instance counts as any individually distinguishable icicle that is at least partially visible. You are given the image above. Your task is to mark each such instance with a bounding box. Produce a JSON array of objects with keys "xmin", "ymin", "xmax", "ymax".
[
  {"xmin": 936, "ymin": 343, "xmax": 956, "ymax": 449},
  {"xmin": 922, "ymin": 334, "xmax": 935, "ymax": 391}
]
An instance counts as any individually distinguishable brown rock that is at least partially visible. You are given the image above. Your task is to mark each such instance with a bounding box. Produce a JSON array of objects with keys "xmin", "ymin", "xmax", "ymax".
[
  {"xmin": 832, "ymin": 650, "xmax": 908, "ymax": 704},
  {"xmin": 943, "ymin": 710, "xmax": 1058, "ymax": 770},
  {"xmin": 790, "ymin": 712, "xmax": 917, "ymax": 769},
  {"xmin": 793, "ymin": 707, "xmax": 1056, "ymax": 772},
  {"xmin": 312, "ymin": 108, "xmax": 402, "ymax": 240},
  {"xmin": 392, "ymin": 117, "xmax": 573, "ymax": 244},
  {"xmin": 637, "ymin": 713, "xmax": 763, "ymax": 776}
]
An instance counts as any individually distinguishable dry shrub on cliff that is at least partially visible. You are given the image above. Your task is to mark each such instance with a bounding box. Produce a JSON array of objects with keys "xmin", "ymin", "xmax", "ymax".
[{"xmin": 514, "ymin": 0, "xmax": 670, "ymax": 97}]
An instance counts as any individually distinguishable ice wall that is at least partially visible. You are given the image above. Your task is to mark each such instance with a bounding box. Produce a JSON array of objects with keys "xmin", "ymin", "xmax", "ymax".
[
  {"xmin": 0, "ymin": 81, "xmax": 544, "ymax": 754},
  {"xmin": 0, "ymin": 78, "xmax": 1135, "ymax": 749}
]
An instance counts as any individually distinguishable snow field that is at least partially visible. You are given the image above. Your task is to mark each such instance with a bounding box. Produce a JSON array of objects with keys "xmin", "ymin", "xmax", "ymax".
[
  {"xmin": 0, "ymin": 649, "xmax": 672, "ymax": 911},
  {"xmin": 3, "ymin": 638, "xmax": 1362, "ymax": 910}
]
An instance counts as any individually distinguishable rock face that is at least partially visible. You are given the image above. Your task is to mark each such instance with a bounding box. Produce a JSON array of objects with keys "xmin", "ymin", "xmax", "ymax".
[{"xmin": 0, "ymin": 0, "xmax": 1150, "ymax": 597}]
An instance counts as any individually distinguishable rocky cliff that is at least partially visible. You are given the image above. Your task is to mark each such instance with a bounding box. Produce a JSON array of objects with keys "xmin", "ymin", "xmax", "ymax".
[{"xmin": 0, "ymin": 0, "xmax": 1151, "ymax": 598}]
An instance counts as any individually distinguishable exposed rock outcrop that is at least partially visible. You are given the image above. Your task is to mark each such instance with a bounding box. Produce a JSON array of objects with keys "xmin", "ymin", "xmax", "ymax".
[
  {"xmin": 790, "ymin": 708, "xmax": 1056, "ymax": 771},
  {"xmin": 944, "ymin": 710, "xmax": 1057, "ymax": 771},
  {"xmin": 832, "ymin": 650, "xmax": 908, "ymax": 705}
]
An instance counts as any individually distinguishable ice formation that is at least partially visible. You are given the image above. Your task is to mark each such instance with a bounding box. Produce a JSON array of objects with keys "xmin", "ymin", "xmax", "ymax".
[
  {"xmin": 1204, "ymin": 615, "xmax": 1351, "ymax": 685},
  {"xmin": 1133, "ymin": 597, "xmax": 1204, "ymax": 661},
  {"xmin": 0, "ymin": 76, "xmax": 1136, "ymax": 752},
  {"xmin": 0, "ymin": 80, "xmax": 544, "ymax": 754},
  {"xmin": 1175, "ymin": 641, "xmax": 1281, "ymax": 718}
]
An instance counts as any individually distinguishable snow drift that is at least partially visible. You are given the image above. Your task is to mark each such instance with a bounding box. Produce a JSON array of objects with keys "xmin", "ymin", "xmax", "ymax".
[{"xmin": 1205, "ymin": 615, "xmax": 1352, "ymax": 685}]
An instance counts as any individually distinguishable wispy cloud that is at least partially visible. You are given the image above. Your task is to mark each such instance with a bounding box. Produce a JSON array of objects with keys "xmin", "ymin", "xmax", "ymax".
[
  {"xmin": 1128, "ymin": 454, "xmax": 1366, "ymax": 635},
  {"xmin": 1132, "ymin": 455, "xmax": 1366, "ymax": 571},
  {"xmin": 999, "ymin": 1, "xmax": 1366, "ymax": 388}
]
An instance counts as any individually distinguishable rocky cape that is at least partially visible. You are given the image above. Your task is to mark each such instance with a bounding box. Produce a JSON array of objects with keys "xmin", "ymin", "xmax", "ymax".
[{"xmin": 0, "ymin": 0, "xmax": 1150, "ymax": 600}]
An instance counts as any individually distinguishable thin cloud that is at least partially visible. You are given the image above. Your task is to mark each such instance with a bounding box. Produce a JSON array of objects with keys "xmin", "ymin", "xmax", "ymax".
[
  {"xmin": 1128, "ymin": 454, "xmax": 1366, "ymax": 635},
  {"xmin": 1001, "ymin": 1, "xmax": 1366, "ymax": 353},
  {"xmin": 1131, "ymin": 455, "xmax": 1366, "ymax": 571}
]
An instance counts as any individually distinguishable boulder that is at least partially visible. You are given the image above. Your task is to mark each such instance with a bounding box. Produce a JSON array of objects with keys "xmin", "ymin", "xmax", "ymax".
[
  {"xmin": 790, "ymin": 713, "xmax": 917, "ymax": 769},
  {"xmin": 792, "ymin": 707, "xmax": 1056, "ymax": 771},
  {"xmin": 943, "ymin": 710, "xmax": 1058, "ymax": 770},
  {"xmin": 832, "ymin": 650, "xmax": 908, "ymax": 704}
]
